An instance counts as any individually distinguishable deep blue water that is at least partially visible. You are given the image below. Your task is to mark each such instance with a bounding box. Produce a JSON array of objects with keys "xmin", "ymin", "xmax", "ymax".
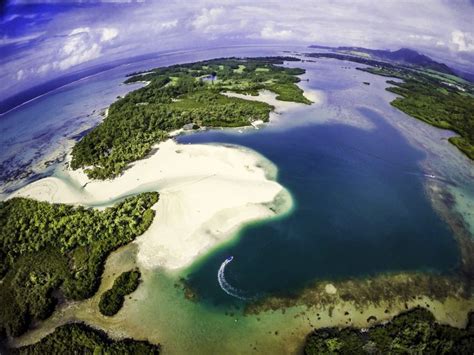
[{"xmin": 177, "ymin": 107, "xmax": 460, "ymax": 305}]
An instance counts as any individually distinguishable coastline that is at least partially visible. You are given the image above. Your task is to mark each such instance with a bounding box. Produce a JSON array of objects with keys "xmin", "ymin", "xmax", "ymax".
[{"xmin": 11, "ymin": 253, "xmax": 473, "ymax": 352}]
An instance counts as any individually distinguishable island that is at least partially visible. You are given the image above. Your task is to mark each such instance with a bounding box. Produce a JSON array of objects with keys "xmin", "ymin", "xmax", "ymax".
[
  {"xmin": 99, "ymin": 268, "xmax": 141, "ymax": 316},
  {"xmin": 1, "ymin": 56, "xmax": 311, "ymax": 351},
  {"xmin": 71, "ymin": 56, "xmax": 311, "ymax": 179}
]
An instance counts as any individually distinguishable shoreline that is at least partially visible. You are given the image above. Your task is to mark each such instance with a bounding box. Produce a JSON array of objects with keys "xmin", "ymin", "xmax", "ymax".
[
  {"xmin": 223, "ymin": 88, "xmax": 324, "ymax": 115},
  {"xmin": 244, "ymin": 272, "xmax": 473, "ymax": 328}
]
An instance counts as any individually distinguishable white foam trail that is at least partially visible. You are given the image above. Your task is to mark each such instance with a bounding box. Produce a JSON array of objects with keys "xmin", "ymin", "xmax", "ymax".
[{"xmin": 217, "ymin": 257, "xmax": 248, "ymax": 300}]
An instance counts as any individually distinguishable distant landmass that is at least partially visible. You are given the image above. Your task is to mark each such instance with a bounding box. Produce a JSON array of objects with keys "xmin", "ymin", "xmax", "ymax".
[
  {"xmin": 309, "ymin": 45, "xmax": 473, "ymax": 82},
  {"xmin": 310, "ymin": 45, "xmax": 453, "ymax": 74}
]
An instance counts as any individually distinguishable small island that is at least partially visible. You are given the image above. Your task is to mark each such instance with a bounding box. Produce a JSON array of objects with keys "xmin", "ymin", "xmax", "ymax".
[{"xmin": 99, "ymin": 268, "xmax": 141, "ymax": 316}]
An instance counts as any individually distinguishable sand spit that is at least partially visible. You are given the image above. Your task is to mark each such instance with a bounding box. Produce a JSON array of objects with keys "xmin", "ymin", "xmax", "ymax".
[{"xmin": 9, "ymin": 139, "xmax": 292, "ymax": 270}]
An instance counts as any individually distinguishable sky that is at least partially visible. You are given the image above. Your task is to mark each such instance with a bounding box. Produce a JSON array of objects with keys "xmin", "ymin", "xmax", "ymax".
[{"xmin": 1, "ymin": 0, "xmax": 473, "ymax": 103}]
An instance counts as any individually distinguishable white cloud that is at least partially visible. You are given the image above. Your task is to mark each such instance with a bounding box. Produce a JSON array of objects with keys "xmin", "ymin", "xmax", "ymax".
[
  {"xmin": 192, "ymin": 7, "xmax": 225, "ymax": 33},
  {"xmin": 16, "ymin": 69, "xmax": 25, "ymax": 81},
  {"xmin": 69, "ymin": 27, "xmax": 91, "ymax": 36},
  {"xmin": 37, "ymin": 63, "xmax": 51, "ymax": 74},
  {"xmin": 160, "ymin": 20, "xmax": 178, "ymax": 30},
  {"xmin": 260, "ymin": 25, "xmax": 294, "ymax": 40},
  {"xmin": 0, "ymin": 32, "xmax": 45, "ymax": 45},
  {"xmin": 51, "ymin": 27, "xmax": 109, "ymax": 71},
  {"xmin": 451, "ymin": 30, "xmax": 474, "ymax": 52},
  {"xmin": 43, "ymin": 26, "xmax": 118, "ymax": 72},
  {"xmin": 57, "ymin": 43, "xmax": 101, "ymax": 70},
  {"xmin": 100, "ymin": 27, "xmax": 119, "ymax": 42},
  {"xmin": 408, "ymin": 34, "xmax": 434, "ymax": 41}
]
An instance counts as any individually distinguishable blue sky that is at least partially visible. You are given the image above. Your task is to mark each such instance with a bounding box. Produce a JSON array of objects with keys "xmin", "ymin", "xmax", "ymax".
[{"xmin": 1, "ymin": 0, "xmax": 473, "ymax": 101}]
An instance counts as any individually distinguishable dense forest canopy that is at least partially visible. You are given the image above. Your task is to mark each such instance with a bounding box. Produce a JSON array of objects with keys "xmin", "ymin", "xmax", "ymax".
[
  {"xmin": 99, "ymin": 268, "xmax": 141, "ymax": 316},
  {"xmin": 0, "ymin": 193, "xmax": 158, "ymax": 337},
  {"xmin": 71, "ymin": 57, "xmax": 311, "ymax": 179}
]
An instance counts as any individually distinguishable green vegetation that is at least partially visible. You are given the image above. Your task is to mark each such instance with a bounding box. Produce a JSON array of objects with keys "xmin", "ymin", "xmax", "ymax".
[
  {"xmin": 11, "ymin": 322, "xmax": 160, "ymax": 354},
  {"xmin": 0, "ymin": 192, "xmax": 158, "ymax": 337},
  {"xmin": 304, "ymin": 307, "xmax": 474, "ymax": 354},
  {"xmin": 71, "ymin": 57, "xmax": 310, "ymax": 179},
  {"xmin": 361, "ymin": 64, "xmax": 474, "ymax": 159},
  {"xmin": 420, "ymin": 68, "xmax": 470, "ymax": 85},
  {"xmin": 384, "ymin": 77, "xmax": 474, "ymax": 159},
  {"xmin": 99, "ymin": 269, "xmax": 141, "ymax": 316},
  {"xmin": 266, "ymin": 82, "xmax": 309, "ymax": 103}
]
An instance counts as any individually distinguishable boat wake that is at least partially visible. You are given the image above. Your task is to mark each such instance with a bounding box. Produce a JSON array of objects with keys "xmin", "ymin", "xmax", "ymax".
[{"xmin": 217, "ymin": 256, "xmax": 249, "ymax": 300}]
